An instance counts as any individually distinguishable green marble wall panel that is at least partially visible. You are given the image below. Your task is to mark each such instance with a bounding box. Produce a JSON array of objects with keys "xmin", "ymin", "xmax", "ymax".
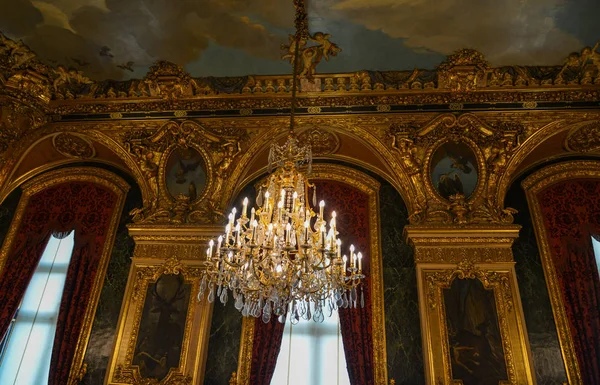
[{"xmin": 380, "ymin": 183, "xmax": 424, "ymax": 385}]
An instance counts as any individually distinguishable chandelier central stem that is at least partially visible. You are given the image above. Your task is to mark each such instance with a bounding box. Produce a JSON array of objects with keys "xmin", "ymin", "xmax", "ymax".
[{"xmin": 199, "ymin": 0, "xmax": 364, "ymax": 324}]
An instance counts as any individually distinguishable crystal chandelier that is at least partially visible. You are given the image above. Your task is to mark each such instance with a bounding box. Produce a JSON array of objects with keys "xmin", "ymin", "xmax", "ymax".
[{"xmin": 198, "ymin": 1, "xmax": 364, "ymax": 323}]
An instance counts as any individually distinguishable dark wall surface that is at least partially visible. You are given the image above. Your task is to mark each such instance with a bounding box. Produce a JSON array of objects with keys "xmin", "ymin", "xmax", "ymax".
[{"xmin": 380, "ymin": 183, "xmax": 424, "ymax": 385}]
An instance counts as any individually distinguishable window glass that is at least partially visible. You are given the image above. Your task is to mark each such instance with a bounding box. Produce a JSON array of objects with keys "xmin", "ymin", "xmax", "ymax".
[
  {"xmin": 271, "ymin": 309, "xmax": 350, "ymax": 385},
  {"xmin": 592, "ymin": 236, "xmax": 600, "ymax": 275},
  {"xmin": 0, "ymin": 232, "xmax": 75, "ymax": 385}
]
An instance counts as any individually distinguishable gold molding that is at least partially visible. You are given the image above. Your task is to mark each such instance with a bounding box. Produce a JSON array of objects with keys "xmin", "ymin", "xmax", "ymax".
[
  {"xmin": 0, "ymin": 167, "xmax": 129, "ymax": 385},
  {"xmin": 521, "ymin": 160, "xmax": 600, "ymax": 385},
  {"xmin": 406, "ymin": 226, "xmax": 536, "ymax": 385},
  {"xmin": 106, "ymin": 253, "xmax": 213, "ymax": 385},
  {"xmin": 233, "ymin": 163, "xmax": 388, "ymax": 385}
]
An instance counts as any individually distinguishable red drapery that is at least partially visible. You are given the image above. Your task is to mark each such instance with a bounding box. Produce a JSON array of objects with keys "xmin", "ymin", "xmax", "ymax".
[
  {"xmin": 0, "ymin": 182, "xmax": 119, "ymax": 385},
  {"xmin": 537, "ymin": 179, "xmax": 600, "ymax": 384},
  {"xmin": 249, "ymin": 317, "xmax": 286, "ymax": 385},
  {"xmin": 315, "ymin": 180, "xmax": 374, "ymax": 385}
]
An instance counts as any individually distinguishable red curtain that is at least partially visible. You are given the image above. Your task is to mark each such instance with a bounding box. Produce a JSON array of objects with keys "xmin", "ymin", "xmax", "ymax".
[
  {"xmin": 0, "ymin": 232, "xmax": 52, "ymax": 339},
  {"xmin": 249, "ymin": 317, "xmax": 286, "ymax": 385},
  {"xmin": 315, "ymin": 180, "xmax": 375, "ymax": 385},
  {"xmin": 537, "ymin": 179, "xmax": 600, "ymax": 384},
  {"xmin": 0, "ymin": 181, "xmax": 119, "ymax": 385}
]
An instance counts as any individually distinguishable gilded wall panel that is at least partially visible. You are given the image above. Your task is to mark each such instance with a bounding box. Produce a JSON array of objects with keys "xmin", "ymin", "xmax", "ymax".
[
  {"xmin": 106, "ymin": 227, "xmax": 219, "ymax": 385},
  {"xmin": 406, "ymin": 226, "xmax": 536, "ymax": 385}
]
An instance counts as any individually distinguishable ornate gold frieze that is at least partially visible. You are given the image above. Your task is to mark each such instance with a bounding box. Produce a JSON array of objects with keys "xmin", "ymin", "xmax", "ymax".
[{"xmin": 521, "ymin": 161, "xmax": 600, "ymax": 385}]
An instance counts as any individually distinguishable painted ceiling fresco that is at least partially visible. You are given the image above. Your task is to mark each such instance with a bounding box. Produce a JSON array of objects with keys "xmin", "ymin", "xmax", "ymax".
[{"xmin": 0, "ymin": 0, "xmax": 598, "ymax": 80}]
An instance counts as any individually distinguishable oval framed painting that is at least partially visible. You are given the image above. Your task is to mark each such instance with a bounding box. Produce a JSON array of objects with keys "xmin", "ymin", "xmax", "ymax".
[
  {"xmin": 430, "ymin": 141, "xmax": 478, "ymax": 200},
  {"xmin": 165, "ymin": 147, "xmax": 207, "ymax": 202}
]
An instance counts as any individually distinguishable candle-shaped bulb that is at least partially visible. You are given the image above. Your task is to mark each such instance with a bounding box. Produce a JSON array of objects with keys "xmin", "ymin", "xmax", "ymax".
[
  {"xmin": 252, "ymin": 219, "xmax": 258, "ymax": 228},
  {"xmin": 217, "ymin": 235, "xmax": 223, "ymax": 253},
  {"xmin": 242, "ymin": 197, "xmax": 248, "ymax": 217},
  {"xmin": 358, "ymin": 252, "xmax": 363, "ymax": 271},
  {"xmin": 319, "ymin": 200, "xmax": 325, "ymax": 218},
  {"xmin": 336, "ymin": 239, "xmax": 342, "ymax": 258},
  {"xmin": 250, "ymin": 207, "xmax": 255, "ymax": 223},
  {"xmin": 232, "ymin": 207, "xmax": 237, "ymax": 215},
  {"xmin": 278, "ymin": 200, "xmax": 284, "ymax": 208},
  {"xmin": 292, "ymin": 191, "xmax": 298, "ymax": 212},
  {"xmin": 343, "ymin": 255, "xmax": 348, "ymax": 272},
  {"xmin": 350, "ymin": 244, "xmax": 355, "ymax": 253}
]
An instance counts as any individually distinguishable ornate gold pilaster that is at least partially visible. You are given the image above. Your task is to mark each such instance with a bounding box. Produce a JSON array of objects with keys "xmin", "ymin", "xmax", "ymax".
[
  {"xmin": 106, "ymin": 225, "xmax": 221, "ymax": 385},
  {"xmin": 405, "ymin": 225, "xmax": 536, "ymax": 385}
]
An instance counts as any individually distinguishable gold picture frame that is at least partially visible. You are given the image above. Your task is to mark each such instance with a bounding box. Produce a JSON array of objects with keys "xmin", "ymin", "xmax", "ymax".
[
  {"xmin": 105, "ymin": 226, "xmax": 219, "ymax": 385},
  {"xmin": 406, "ymin": 226, "xmax": 536, "ymax": 385}
]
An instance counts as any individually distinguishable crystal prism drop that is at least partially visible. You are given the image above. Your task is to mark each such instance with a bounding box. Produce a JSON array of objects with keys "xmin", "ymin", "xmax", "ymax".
[
  {"xmin": 360, "ymin": 287, "xmax": 365, "ymax": 308},
  {"xmin": 208, "ymin": 286, "xmax": 215, "ymax": 303},
  {"xmin": 235, "ymin": 294, "xmax": 244, "ymax": 310}
]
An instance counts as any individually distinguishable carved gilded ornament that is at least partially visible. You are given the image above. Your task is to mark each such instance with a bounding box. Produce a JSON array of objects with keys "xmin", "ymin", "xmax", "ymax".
[
  {"xmin": 564, "ymin": 121, "xmax": 600, "ymax": 153},
  {"xmin": 386, "ymin": 113, "xmax": 521, "ymax": 225},
  {"xmin": 52, "ymin": 132, "xmax": 96, "ymax": 158},
  {"xmin": 121, "ymin": 120, "xmax": 247, "ymax": 225},
  {"xmin": 297, "ymin": 127, "xmax": 340, "ymax": 155},
  {"xmin": 436, "ymin": 49, "xmax": 491, "ymax": 92}
]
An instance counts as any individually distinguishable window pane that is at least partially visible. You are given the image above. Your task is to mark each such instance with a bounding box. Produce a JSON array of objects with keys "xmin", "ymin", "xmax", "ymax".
[
  {"xmin": 0, "ymin": 232, "xmax": 75, "ymax": 385},
  {"xmin": 271, "ymin": 309, "xmax": 350, "ymax": 385},
  {"xmin": 593, "ymin": 236, "xmax": 600, "ymax": 275}
]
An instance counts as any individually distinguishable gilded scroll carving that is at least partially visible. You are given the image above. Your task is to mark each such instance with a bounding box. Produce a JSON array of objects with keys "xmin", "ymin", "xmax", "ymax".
[
  {"xmin": 386, "ymin": 113, "xmax": 522, "ymax": 226},
  {"xmin": 52, "ymin": 132, "xmax": 95, "ymax": 158},
  {"xmin": 122, "ymin": 120, "xmax": 245, "ymax": 225},
  {"xmin": 565, "ymin": 122, "xmax": 600, "ymax": 153}
]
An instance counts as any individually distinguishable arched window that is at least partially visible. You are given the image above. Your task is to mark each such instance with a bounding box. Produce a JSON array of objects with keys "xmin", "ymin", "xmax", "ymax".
[
  {"xmin": 593, "ymin": 236, "xmax": 600, "ymax": 275},
  {"xmin": 0, "ymin": 232, "xmax": 75, "ymax": 385},
  {"xmin": 271, "ymin": 309, "xmax": 350, "ymax": 385}
]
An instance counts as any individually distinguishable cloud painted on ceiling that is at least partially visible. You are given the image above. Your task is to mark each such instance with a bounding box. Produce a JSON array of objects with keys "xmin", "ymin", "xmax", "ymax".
[{"xmin": 0, "ymin": 0, "xmax": 598, "ymax": 80}]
